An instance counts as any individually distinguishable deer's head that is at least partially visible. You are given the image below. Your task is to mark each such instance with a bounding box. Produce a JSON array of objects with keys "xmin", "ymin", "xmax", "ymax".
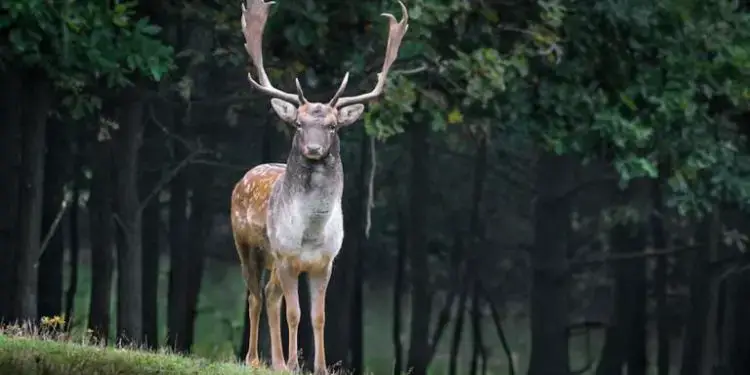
[{"xmin": 240, "ymin": 0, "xmax": 409, "ymax": 160}]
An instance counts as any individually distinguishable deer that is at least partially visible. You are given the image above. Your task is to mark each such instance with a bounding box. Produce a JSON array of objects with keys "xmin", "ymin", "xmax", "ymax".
[{"xmin": 229, "ymin": 0, "xmax": 409, "ymax": 374}]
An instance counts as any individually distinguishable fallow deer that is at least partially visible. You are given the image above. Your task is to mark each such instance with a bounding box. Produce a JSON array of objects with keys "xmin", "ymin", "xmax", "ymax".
[{"xmin": 230, "ymin": 1, "xmax": 409, "ymax": 374}]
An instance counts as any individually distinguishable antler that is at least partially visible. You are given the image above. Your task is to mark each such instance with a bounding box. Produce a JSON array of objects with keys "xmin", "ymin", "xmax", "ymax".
[
  {"xmin": 241, "ymin": 0, "xmax": 307, "ymax": 104},
  {"xmin": 329, "ymin": 0, "xmax": 409, "ymax": 108}
]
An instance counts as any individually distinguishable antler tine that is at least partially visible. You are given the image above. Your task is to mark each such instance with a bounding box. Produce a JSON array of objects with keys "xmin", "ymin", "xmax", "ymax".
[
  {"xmin": 333, "ymin": 0, "xmax": 409, "ymax": 108},
  {"xmin": 327, "ymin": 72, "xmax": 350, "ymax": 106},
  {"xmin": 294, "ymin": 77, "xmax": 309, "ymax": 104},
  {"xmin": 241, "ymin": 0, "xmax": 301, "ymax": 104}
]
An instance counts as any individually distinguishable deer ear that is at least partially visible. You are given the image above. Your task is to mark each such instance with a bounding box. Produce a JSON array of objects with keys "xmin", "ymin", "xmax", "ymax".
[
  {"xmin": 270, "ymin": 98, "xmax": 298, "ymax": 123},
  {"xmin": 337, "ymin": 104, "xmax": 365, "ymax": 127}
]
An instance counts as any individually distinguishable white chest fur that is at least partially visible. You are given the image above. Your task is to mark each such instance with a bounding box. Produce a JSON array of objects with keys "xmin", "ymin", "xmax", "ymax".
[{"xmin": 266, "ymin": 185, "xmax": 344, "ymax": 265}]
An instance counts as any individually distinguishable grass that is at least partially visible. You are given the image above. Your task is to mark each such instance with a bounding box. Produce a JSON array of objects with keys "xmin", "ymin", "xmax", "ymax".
[
  {"xmin": 0, "ymin": 331, "xmax": 278, "ymax": 375},
  {"xmin": 61, "ymin": 251, "xmax": 609, "ymax": 375}
]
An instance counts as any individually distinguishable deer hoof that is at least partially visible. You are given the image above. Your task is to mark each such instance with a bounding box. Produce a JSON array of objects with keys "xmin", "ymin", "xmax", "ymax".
[
  {"xmin": 245, "ymin": 356, "xmax": 262, "ymax": 368},
  {"xmin": 271, "ymin": 361, "xmax": 288, "ymax": 371},
  {"xmin": 286, "ymin": 357, "xmax": 300, "ymax": 371},
  {"xmin": 313, "ymin": 367, "xmax": 329, "ymax": 375}
]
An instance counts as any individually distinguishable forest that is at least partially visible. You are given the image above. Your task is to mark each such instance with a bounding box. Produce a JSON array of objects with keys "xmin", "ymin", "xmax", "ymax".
[{"xmin": 1, "ymin": 0, "xmax": 750, "ymax": 374}]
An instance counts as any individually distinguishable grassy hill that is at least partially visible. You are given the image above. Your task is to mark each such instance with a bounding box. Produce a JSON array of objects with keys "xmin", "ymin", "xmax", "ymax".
[{"xmin": 0, "ymin": 331, "xmax": 281, "ymax": 375}]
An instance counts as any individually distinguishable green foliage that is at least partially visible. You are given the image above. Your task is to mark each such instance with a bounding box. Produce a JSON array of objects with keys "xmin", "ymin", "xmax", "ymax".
[
  {"xmin": 1, "ymin": 0, "xmax": 175, "ymax": 118},
  {"xmin": 538, "ymin": 0, "xmax": 750, "ymax": 215}
]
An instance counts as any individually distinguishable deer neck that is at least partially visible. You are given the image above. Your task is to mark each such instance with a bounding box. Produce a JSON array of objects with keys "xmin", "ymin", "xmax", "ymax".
[{"xmin": 280, "ymin": 138, "xmax": 343, "ymax": 212}]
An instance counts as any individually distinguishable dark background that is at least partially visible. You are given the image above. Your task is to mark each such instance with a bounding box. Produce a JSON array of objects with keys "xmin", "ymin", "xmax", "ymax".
[{"xmin": 2, "ymin": 0, "xmax": 750, "ymax": 374}]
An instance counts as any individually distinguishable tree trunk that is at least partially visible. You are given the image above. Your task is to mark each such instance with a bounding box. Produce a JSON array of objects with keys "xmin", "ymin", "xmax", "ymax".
[
  {"xmin": 64, "ymin": 132, "xmax": 84, "ymax": 332},
  {"xmin": 114, "ymin": 92, "xmax": 145, "ymax": 344},
  {"xmin": 38, "ymin": 117, "xmax": 69, "ymax": 321},
  {"xmin": 699, "ymin": 209, "xmax": 721, "ymax": 375},
  {"xmin": 140, "ymin": 110, "xmax": 165, "ymax": 349},
  {"xmin": 392, "ymin": 209, "xmax": 407, "ymax": 375},
  {"xmin": 0, "ymin": 67, "xmax": 24, "ymax": 324},
  {"xmin": 449, "ymin": 281, "xmax": 469, "ymax": 375},
  {"xmin": 651, "ymin": 169, "xmax": 670, "ymax": 375},
  {"xmin": 679, "ymin": 209, "xmax": 720, "ymax": 375},
  {"xmin": 527, "ymin": 151, "xmax": 572, "ymax": 375},
  {"xmin": 17, "ymin": 73, "xmax": 52, "ymax": 323},
  {"xmin": 596, "ymin": 179, "xmax": 649, "ymax": 375},
  {"xmin": 88, "ymin": 129, "xmax": 116, "ymax": 344},
  {"xmin": 406, "ymin": 118, "xmax": 431, "ymax": 375},
  {"xmin": 140, "ymin": 174, "xmax": 160, "ymax": 349},
  {"xmin": 349, "ymin": 128, "xmax": 370, "ymax": 375},
  {"xmin": 469, "ymin": 282, "xmax": 486, "ymax": 375},
  {"xmin": 166, "ymin": 116, "xmax": 190, "ymax": 351},
  {"xmin": 180, "ymin": 163, "xmax": 211, "ymax": 352},
  {"xmin": 730, "ymin": 273, "xmax": 750, "ymax": 375}
]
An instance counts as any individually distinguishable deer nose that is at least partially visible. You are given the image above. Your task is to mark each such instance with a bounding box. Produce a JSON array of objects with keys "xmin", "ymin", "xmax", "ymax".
[{"xmin": 304, "ymin": 144, "xmax": 323, "ymax": 157}]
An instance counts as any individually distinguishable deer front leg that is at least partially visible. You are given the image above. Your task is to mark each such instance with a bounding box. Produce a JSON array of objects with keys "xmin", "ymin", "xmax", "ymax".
[
  {"xmin": 264, "ymin": 269, "xmax": 286, "ymax": 371},
  {"xmin": 308, "ymin": 262, "xmax": 333, "ymax": 375},
  {"xmin": 278, "ymin": 263, "xmax": 302, "ymax": 371}
]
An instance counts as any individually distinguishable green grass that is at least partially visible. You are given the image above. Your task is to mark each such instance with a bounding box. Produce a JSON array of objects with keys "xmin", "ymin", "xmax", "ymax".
[{"xmin": 0, "ymin": 333, "xmax": 279, "ymax": 375}]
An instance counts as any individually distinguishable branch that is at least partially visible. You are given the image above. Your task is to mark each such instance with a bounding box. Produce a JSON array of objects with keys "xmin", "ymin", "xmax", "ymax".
[
  {"xmin": 147, "ymin": 103, "xmax": 195, "ymax": 152},
  {"xmin": 569, "ymin": 245, "xmax": 702, "ymax": 268},
  {"xmin": 365, "ymin": 136, "xmax": 376, "ymax": 238},
  {"xmin": 36, "ymin": 195, "xmax": 72, "ymax": 265},
  {"xmin": 192, "ymin": 159, "xmax": 250, "ymax": 171},
  {"xmin": 138, "ymin": 147, "xmax": 207, "ymax": 212},
  {"xmin": 427, "ymin": 289, "xmax": 457, "ymax": 363}
]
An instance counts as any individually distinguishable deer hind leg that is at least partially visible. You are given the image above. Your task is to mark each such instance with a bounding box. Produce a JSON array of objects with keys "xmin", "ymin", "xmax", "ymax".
[
  {"xmin": 308, "ymin": 262, "xmax": 333, "ymax": 375},
  {"xmin": 277, "ymin": 263, "xmax": 302, "ymax": 371},
  {"xmin": 264, "ymin": 268, "xmax": 287, "ymax": 371},
  {"xmin": 236, "ymin": 241, "xmax": 263, "ymax": 368}
]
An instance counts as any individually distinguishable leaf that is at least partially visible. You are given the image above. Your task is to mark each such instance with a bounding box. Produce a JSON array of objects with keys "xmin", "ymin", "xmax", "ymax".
[{"xmin": 447, "ymin": 108, "xmax": 463, "ymax": 124}]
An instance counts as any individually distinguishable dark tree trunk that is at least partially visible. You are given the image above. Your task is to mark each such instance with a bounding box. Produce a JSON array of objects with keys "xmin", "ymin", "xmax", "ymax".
[
  {"xmin": 595, "ymin": 180, "xmax": 649, "ymax": 375},
  {"xmin": 114, "ymin": 91, "xmax": 146, "ymax": 344},
  {"xmin": 626, "ymin": 220, "xmax": 648, "ymax": 375},
  {"xmin": 392, "ymin": 209, "xmax": 407, "ymax": 375},
  {"xmin": 140, "ymin": 109, "xmax": 166, "ymax": 349},
  {"xmin": 527, "ymin": 152, "xmax": 572, "ymax": 375},
  {"xmin": 166, "ymin": 116, "xmax": 190, "ymax": 352},
  {"xmin": 730, "ymin": 273, "xmax": 750, "ymax": 374},
  {"xmin": 651, "ymin": 169, "xmax": 670, "ymax": 375},
  {"xmin": 679, "ymin": 210, "xmax": 721, "ymax": 375},
  {"xmin": 17, "ymin": 72, "xmax": 52, "ymax": 322},
  {"xmin": 449, "ymin": 281, "xmax": 469, "ymax": 375},
  {"xmin": 469, "ymin": 282, "xmax": 486, "ymax": 375},
  {"xmin": 0, "ymin": 67, "xmax": 24, "ymax": 324},
  {"xmin": 38, "ymin": 117, "xmax": 69, "ymax": 321},
  {"xmin": 140, "ymin": 157, "xmax": 161, "ymax": 349},
  {"xmin": 717, "ymin": 275, "xmax": 736, "ymax": 374},
  {"xmin": 88, "ymin": 129, "xmax": 116, "ymax": 343},
  {"xmin": 349, "ymin": 128, "xmax": 370, "ymax": 375},
  {"xmin": 141, "ymin": 201, "xmax": 160, "ymax": 349},
  {"xmin": 180, "ymin": 163, "xmax": 211, "ymax": 352},
  {"xmin": 64, "ymin": 132, "xmax": 84, "ymax": 332},
  {"xmin": 406, "ymin": 118, "xmax": 431, "ymax": 375}
]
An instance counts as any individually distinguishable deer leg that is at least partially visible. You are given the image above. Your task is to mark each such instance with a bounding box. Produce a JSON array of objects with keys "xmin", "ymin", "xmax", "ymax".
[
  {"xmin": 236, "ymin": 241, "xmax": 263, "ymax": 367},
  {"xmin": 264, "ymin": 269, "xmax": 286, "ymax": 371},
  {"xmin": 278, "ymin": 264, "xmax": 302, "ymax": 371},
  {"xmin": 308, "ymin": 262, "xmax": 333, "ymax": 375}
]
